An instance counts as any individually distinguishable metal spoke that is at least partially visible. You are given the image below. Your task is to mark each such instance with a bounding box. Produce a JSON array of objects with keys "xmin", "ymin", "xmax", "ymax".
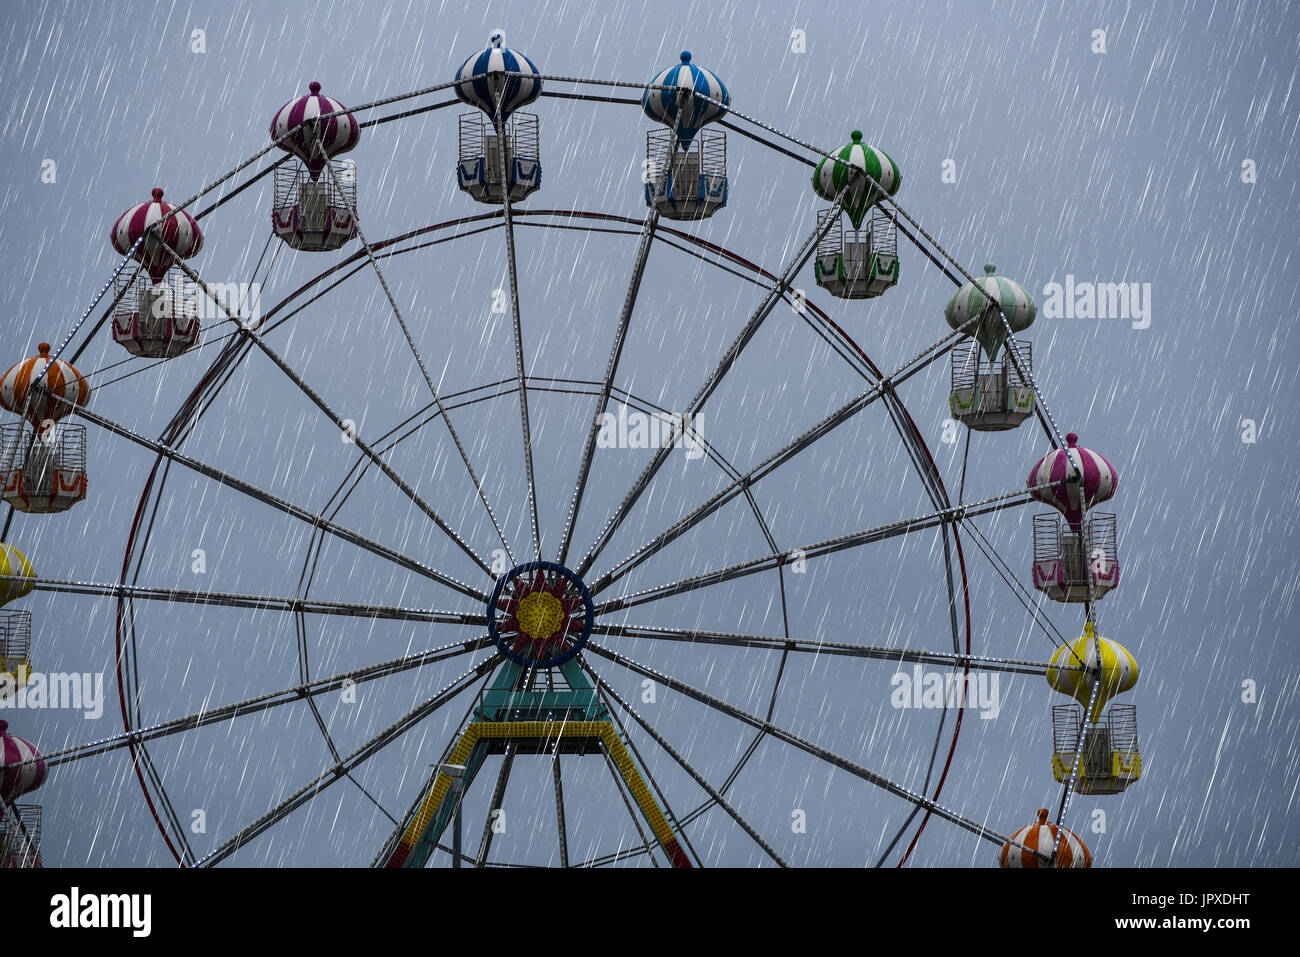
[
  {"xmin": 578, "ymin": 379, "xmax": 801, "ymax": 846},
  {"xmin": 555, "ymin": 209, "xmax": 659, "ymax": 566},
  {"xmin": 8, "ymin": 640, "xmax": 493, "ymax": 773},
  {"xmin": 316, "ymin": 138, "xmax": 516, "ymax": 565},
  {"xmin": 597, "ymin": 741, "xmax": 660, "ymax": 868},
  {"xmin": 63, "ymin": 397, "xmax": 487, "ymax": 604},
  {"xmin": 26, "ymin": 46, "xmax": 1082, "ymax": 868},
  {"xmin": 594, "ymin": 680, "xmax": 702, "ymax": 868},
  {"xmin": 370, "ymin": 668, "xmax": 497, "ymax": 868},
  {"xmin": 492, "ymin": 94, "xmax": 541, "ymax": 559},
  {"xmin": 590, "ymin": 320, "xmax": 977, "ymax": 594},
  {"xmin": 552, "ymin": 753, "xmax": 569, "ymax": 867},
  {"xmin": 11, "ymin": 573, "xmax": 483, "ymax": 624},
  {"xmin": 164, "ymin": 246, "xmax": 495, "ymax": 579},
  {"xmin": 594, "ymin": 482, "xmax": 1052, "ymax": 616},
  {"xmin": 961, "ymin": 516, "xmax": 1074, "ymax": 652},
  {"xmin": 1000, "ymin": 318, "xmax": 1070, "ymax": 452},
  {"xmin": 195, "ymin": 654, "xmax": 499, "ymax": 867},
  {"xmin": 474, "ymin": 743, "xmax": 516, "ymax": 867},
  {"xmin": 574, "ymin": 188, "xmax": 851, "ymax": 579},
  {"xmin": 582, "ymin": 660, "xmax": 787, "ymax": 867},
  {"xmin": 588, "ymin": 622, "xmax": 1075, "ymax": 677},
  {"xmin": 874, "ymin": 703, "xmax": 952, "ymax": 868},
  {"xmin": 809, "ymin": 304, "xmax": 981, "ymax": 867},
  {"xmin": 582, "ymin": 642, "xmax": 1035, "ymax": 856}
]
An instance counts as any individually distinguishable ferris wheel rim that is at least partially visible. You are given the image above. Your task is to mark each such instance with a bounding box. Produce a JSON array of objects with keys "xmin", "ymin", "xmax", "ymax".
[
  {"xmin": 42, "ymin": 46, "xmax": 1029, "ymax": 869},
  {"xmin": 0, "ymin": 36, "xmax": 1111, "ymax": 870},
  {"xmin": 98, "ymin": 202, "xmax": 980, "ymax": 867}
]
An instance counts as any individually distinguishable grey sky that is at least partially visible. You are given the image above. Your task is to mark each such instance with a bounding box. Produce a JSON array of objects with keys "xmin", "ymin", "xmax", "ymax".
[{"xmin": 0, "ymin": 0, "xmax": 1295, "ymax": 867}]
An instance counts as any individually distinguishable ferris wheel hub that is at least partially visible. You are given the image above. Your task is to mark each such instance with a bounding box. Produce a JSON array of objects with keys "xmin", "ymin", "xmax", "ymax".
[{"xmin": 488, "ymin": 562, "xmax": 593, "ymax": 667}]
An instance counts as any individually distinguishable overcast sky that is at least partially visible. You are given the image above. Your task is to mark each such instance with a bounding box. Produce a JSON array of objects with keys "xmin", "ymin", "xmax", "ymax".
[{"xmin": 0, "ymin": 0, "xmax": 1295, "ymax": 867}]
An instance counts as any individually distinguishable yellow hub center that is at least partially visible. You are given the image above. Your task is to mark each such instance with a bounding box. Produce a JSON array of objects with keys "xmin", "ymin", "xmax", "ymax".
[{"xmin": 516, "ymin": 591, "xmax": 565, "ymax": 641}]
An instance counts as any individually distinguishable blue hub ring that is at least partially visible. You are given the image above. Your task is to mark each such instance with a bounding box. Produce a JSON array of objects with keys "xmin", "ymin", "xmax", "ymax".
[{"xmin": 487, "ymin": 561, "xmax": 594, "ymax": 667}]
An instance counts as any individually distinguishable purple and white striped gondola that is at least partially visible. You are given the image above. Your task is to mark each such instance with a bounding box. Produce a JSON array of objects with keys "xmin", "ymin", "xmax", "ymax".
[
  {"xmin": 0, "ymin": 721, "xmax": 47, "ymax": 805},
  {"xmin": 1027, "ymin": 432, "xmax": 1118, "ymax": 531},
  {"xmin": 269, "ymin": 82, "xmax": 361, "ymax": 251},
  {"xmin": 110, "ymin": 188, "xmax": 204, "ymax": 286},
  {"xmin": 109, "ymin": 188, "xmax": 203, "ymax": 357},
  {"xmin": 270, "ymin": 81, "xmax": 361, "ymax": 180},
  {"xmin": 1028, "ymin": 432, "xmax": 1121, "ymax": 602}
]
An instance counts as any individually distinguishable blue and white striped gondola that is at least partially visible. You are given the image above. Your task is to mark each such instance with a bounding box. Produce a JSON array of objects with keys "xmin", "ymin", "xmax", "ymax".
[
  {"xmin": 642, "ymin": 51, "xmax": 730, "ymax": 220},
  {"xmin": 641, "ymin": 51, "xmax": 729, "ymax": 147},
  {"xmin": 454, "ymin": 30, "xmax": 543, "ymax": 121},
  {"xmin": 453, "ymin": 31, "xmax": 543, "ymax": 204}
]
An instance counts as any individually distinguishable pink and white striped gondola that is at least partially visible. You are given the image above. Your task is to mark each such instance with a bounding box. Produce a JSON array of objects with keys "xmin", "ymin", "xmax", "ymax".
[
  {"xmin": 1027, "ymin": 432, "xmax": 1118, "ymax": 530},
  {"xmin": 269, "ymin": 82, "xmax": 361, "ymax": 252},
  {"xmin": 270, "ymin": 81, "xmax": 360, "ymax": 179},
  {"xmin": 110, "ymin": 188, "xmax": 204, "ymax": 285},
  {"xmin": 0, "ymin": 721, "xmax": 47, "ymax": 805},
  {"xmin": 108, "ymin": 188, "xmax": 204, "ymax": 357}
]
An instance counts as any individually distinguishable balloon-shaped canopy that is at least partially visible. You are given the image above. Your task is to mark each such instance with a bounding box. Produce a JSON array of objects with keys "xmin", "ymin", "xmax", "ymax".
[
  {"xmin": 270, "ymin": 81, "xmax": 361, "ymax": 181},
  {"xmin": 454, "ymin": 31, "xmax": 542, "ymax": 123},
  {"xmin": 641, "ymin": 51, "xmax": 730, "ymax": 148},
  {"xmin": 1, "ymin": 344, "xmax": 90, "ymax": 429},
  {"xmin": 0, "ymin": 543, "xmax": 34, "ymax": 609},
  {"xmin": 110, "ymin": 188, "xmax": 204, "ymax": 285},
  {"xmin": 1028, "ymin": 433, "xmax": 1118, "ymax": 530},
  {"xmin": 944, "ymin": 263, "xmax": 1036, "ymax": 362},
  {"xmin": 812, "ymin": 131, "xmax": 901, "ymax": 230},
  {"xmin": 999, "ymin": 809, "xmax": 1091, "ymax": 868},
  {"xmin": 1046, "ymin": 623, "xmax": 1138, "ymax": 720},
  {"xmin": 1, "ymin": 720, "xmax": 47, "ymax": 804}
]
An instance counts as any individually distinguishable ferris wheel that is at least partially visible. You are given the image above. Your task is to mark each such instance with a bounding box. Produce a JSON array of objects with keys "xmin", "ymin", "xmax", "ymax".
[{"xmin": 0, "ymin": 30, "xmax": 1143, "ymax": 869}]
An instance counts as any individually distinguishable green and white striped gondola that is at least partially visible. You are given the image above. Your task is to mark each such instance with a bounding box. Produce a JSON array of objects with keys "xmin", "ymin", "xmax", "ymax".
[
  {"xmin": 810, "ymin": 131, "xmax": 903, "ymax": 300},
  {"xmin": 812, "ymin": 130, "xmax": 901, "ymax": 229},
  {"xmin": 944, "ymin": 263, "xmax": 1037, "ymax": 362}
]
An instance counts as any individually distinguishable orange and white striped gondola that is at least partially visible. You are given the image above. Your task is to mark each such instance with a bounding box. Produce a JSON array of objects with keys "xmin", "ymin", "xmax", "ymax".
[
  {"xmin": 998, "ymin": 808, "xmax": 1092, "ymax": 868},
  {"xmin": 0, "ymin": 343, "xmax": 90, "ymax": 428}
]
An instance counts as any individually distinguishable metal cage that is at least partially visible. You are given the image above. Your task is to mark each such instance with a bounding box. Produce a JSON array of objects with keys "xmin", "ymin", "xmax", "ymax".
[
  {"xmin": 272, "ymin": 159, "xmax": 359, "ymax": 252},
  {"xmin": 644, "ymin": 128, "xmax": 728, "ymax": 220},
  {"xmin": 949, "ymin": 339, "xmax": 1035, "ymax": 431},
  {"xmin": 1032, "ymin": 511, "xmax": 1120, "ymax": 603},
  {"xmin": 813, "ymin": 205, "xmax": 899, "ymax": 299},
  {"xmin": 111, "ymin": 266, "xmax": 202, "ymax": 358},
  {"xmin": 0, "ymin": 804, "xmax": 42, "ymax": 868},
  {"xmin": 1051, "ymin": 703, "xmax": 1141, "ymax": 794},
  {"xmin": 0, "ymin": 609, "xmax": 31, "ymax": 695},
  {"xmin": 0, "ymin": 422, "xmax": 87, "ymax": 514},
  {"xmin": 457, "ymin": 112, "xmax": 541, "ymax": 204}
]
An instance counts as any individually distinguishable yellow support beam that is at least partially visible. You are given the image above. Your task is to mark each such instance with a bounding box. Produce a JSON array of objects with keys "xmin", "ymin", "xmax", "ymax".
[{"xmin": 388, "ymin": 720, "xmax": 690, "ymax": 867}]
